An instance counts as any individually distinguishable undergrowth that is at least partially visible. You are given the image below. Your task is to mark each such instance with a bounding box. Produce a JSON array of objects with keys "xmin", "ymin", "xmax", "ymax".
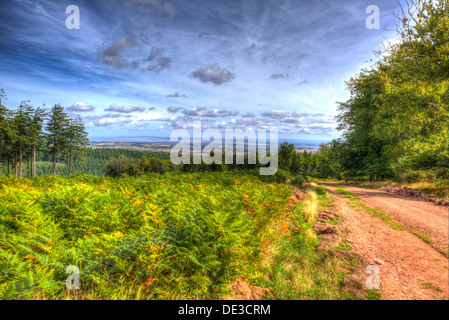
[
  {"xmin": 0, "ymin": 172, "xmax": 292, "ymax": 299},
  {"xmin": 260, "ymin": 183, "xmax": 354, "ymax": 300}
]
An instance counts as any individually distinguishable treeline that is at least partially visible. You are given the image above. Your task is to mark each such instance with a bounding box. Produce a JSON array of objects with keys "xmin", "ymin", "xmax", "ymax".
[
  {"xmin": 103, "ymin": 152, "xmax": 256, "ymax": 177},
  {"xmin": 0, "ymin": 90, "xmax": 89, "ymax": 177},
  {"xmin": 104, "ymin": 143, "xmax": 318, "ymax": 187},
  {"xmin": 314, "ymin": 0, "xmax": 449, "ymax": 182},
  {"xmin": 0, "ymin": 148, "xmax": 170, "ymax": 176}
]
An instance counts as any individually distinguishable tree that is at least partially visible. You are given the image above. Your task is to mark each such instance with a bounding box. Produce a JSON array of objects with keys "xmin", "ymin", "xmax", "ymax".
[
  {"xmin": 10, "ymin": 101, "xmax": 36, "ymax": 177},
  {"xmin": 104, "ymin": 155, "xmax": 129, "ymax": 177},
  {"xmin": 28, "ymin": 107, "xmax": 46, "ymax": 177},
  {"xmin": 332, "ymin": 0, "xmax": 448, "ymax": 180},
  {"xmin": 66, "ymin": 114, "xmax": 89, "ymax": 176},
  {"xmin": 315, "ymin": 140, "xmax": 345, "ymax": 179},
  {"xmin": 0, "ymin": 89, "xmax": 10, "ymax": 173},
  {"xmin": 290, "ymin": 152, "xmax": 304, "ymax": 174},
  {"xmin": 278, "ymin": 142, "xmax": 295, "ymax": 171},
  {"xmin": 372, "ymin": 0, "xmax": 449, "ymax": 172},
  {"xmin": 336, "ymin": 68, "xmax": 393, "ymax": 179}
]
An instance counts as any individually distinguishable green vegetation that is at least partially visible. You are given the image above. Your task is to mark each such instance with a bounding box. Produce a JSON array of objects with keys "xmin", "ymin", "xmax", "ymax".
[
  {"xmin": 421, "ymin": 282, "xmax": 443, "ymax": 293},
  {"xmin": 104, "ymin": 154, "xmax": 178, "ymax": 177},
  {"xmin": 0, "ymin": 93, "xmax": 89, "ymax": 178},
  {"xmin": 0, "ymin": 172, "xmax": 293, "ymax": 299},
  {"xmin": 0, "ymin": 172, "xmax": 363, "ymax": 300},
  {"xmin": 311, "ymin": 1, "xmax": 448, "ymax": 188},
  {"xmin": 262, "ymin": 184, "xmax": 354, "ymax": 300},
  {"xmin": 367, "ymin": 289, "xmax": 382, "ymax": 300},
  {"xmin": 0, "ymin": 148, "xmax": 170, "ymax": 177}
]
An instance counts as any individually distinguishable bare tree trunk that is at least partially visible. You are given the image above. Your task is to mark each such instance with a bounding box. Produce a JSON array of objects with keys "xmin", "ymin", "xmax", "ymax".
[
  {"xmin": 53, "ymin": 149, "xmax": 57, "ymax": 176},
  {"xmin": 68, "ymin": 149, "xmax": 72, "ymax": 176},
  {"xmin": 33, "ymin": 145, "xmax": 36, "ymax": 177},
  {"xmin": 28, "ymin": 152, "xmax": 32, "ymax": 177},
  {"xmin": 13, "ymin": 156, "xmax": 16, "ymax": 176},
  {"xmin": 19, "ymin": 142, "xmax": 22, "ymax": 177}
]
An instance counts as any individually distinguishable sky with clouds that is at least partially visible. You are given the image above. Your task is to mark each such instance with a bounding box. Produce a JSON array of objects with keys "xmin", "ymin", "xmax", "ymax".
[{"xmin": 0, "ymin": 0, "xmax": 403, "ymax": 142}]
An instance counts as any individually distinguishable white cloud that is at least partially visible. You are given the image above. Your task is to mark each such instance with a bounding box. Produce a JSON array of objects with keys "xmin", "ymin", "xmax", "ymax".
[
  {"xmin": 66, "ymin": 101, "xmax": 94, "ymax": 112},
  {"xmin": 105, "ymin": 104, "xmax": 146, "ymax": 113},
  {"xmin": 93, "ymin": 117, "xmax": 133, "ymax": 127}
]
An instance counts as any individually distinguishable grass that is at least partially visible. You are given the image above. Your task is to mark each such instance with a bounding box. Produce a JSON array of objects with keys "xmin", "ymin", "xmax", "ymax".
[
  {"xmin": 260, "ymin": 183, "xmax": 355, "ymax": 300},
  {"xmin": 367, "ymin": 289, "xmax": 382, "ymax": 300},
  {"xmin": 421, "ymin": 282, "xmax": 443, "ymax": 292}
]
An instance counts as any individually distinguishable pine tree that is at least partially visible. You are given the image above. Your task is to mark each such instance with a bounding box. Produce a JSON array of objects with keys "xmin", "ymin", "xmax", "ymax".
[
  {"xmin": 45, "ymin": 104, "xmax": 69, "ymax": 176},
  {"xmin": 66, "ymin": 114, "xmax": 89, "ymax": 176},
  {"xmin": 0, "ymin": 89, "xmax": 9, "ymax": 173},
  {"xmin": 28, "ymin": 107, "xmax": 46, "ymax": 177},
  {"xmin": 13, "ymin": 102, "xmax": 35, "ymax": 177},
  {"xmin": 278, "ymin": 142, "xmax": 295, "ymax": 171}
]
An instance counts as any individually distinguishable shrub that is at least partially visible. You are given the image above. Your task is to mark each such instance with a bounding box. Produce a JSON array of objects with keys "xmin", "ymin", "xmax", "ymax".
[
  {"xmin": 434, "ymin": 168, "xmax": 449, "ymax": 180},
  {"xmin": 291, "ymin": 175, "xmax": 306, "ymax": 188},
  {"xmin": 349, "ymin": 176, "xmax": 370, "ymax": 182},
  {"xmin": 397, "ymin": 170, "xmax": 427, "ymax": 183},
  {"xmin": 258, "ymin": 169, "xmax": 291, "ymax": 184}
]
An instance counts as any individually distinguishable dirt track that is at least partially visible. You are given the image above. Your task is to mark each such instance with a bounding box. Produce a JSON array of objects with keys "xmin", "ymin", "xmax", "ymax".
[
  {"xmin": 324, "ymin": 184, "xmax": 449, "ymax": 300},
  {"xmin": 332, "ymin": 184, "xmax": 449, "ymax": 254}
]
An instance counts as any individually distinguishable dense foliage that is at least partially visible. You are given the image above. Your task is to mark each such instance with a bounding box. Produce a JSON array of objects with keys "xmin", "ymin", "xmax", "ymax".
[
  {"xmin": 0, "ymin": 172, "xmax": 292, "ymax": 299},
  {"xmin": 0, "ymin": 94, "xmax": 89, "ymax": 177},
  {"xmin": 0, "ymin": 148, "xmax": 169, "ymax": 177},
  {"xmin": 314, "ymin": 0, "xmax": 449, "ymax": 182}
]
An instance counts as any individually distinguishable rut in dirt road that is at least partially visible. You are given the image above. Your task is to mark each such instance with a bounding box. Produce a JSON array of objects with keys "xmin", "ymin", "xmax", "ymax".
[
  {"xmin": 325, "ymin": 184, "xmax": 448, "ymax": 300},
  {"xmin": 329, "ymin": 184, "xmax": 449, "ymax": 255}
]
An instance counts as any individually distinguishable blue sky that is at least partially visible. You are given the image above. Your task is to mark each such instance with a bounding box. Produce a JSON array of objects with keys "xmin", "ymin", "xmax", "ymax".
[{"xmin": 0, "ymin": 0, "xmax": 402, "ymax": 142}]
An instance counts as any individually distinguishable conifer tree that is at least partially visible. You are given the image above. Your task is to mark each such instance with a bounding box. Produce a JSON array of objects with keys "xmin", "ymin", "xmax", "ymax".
[
  {"xmin": 0, "ymin": 89, "xmax": 9, "ymax": 172},
  {"xmin": 13, "ymin": 101, "xmax": 35, "ymax": 177},
  {"xmin": 28, "ymin": 107, "xmax": 46, "ymax": 177},
  {"xmin": 45, "ymin": 104, "xmax": 69, "ymax": 176},
  {"xmin": 66, "ymin": 114, "xmax": 89, "ymax": 176}
]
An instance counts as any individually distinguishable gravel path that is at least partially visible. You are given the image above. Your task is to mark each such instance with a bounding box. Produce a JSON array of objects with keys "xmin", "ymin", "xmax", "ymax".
[{"xmin": 325, "ymin": 184, "xmax": 448, "ymax": 300}]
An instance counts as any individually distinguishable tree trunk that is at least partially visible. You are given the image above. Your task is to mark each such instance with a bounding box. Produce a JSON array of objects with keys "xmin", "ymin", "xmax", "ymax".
[
  {"xmin": 33, "ymin": 145, "xmax": 36, "ymax": 177},
  {"xmin": 28, "ymin": 151, "xmax": 32, "ymax": 178},
  {"xmin": 53, "ymin": 149, "xmax": 56, "ymax": 176},
  {"xmin": 68, "ymin": 149, "xmax": 72, "ymax": 176},
  {"xmin": 19, "ymin": 142, "xmax": 22, "ymax": 177},
  {"xmin": 12, "ymin": 156, "xmax": 17, "ymax": 177}
]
